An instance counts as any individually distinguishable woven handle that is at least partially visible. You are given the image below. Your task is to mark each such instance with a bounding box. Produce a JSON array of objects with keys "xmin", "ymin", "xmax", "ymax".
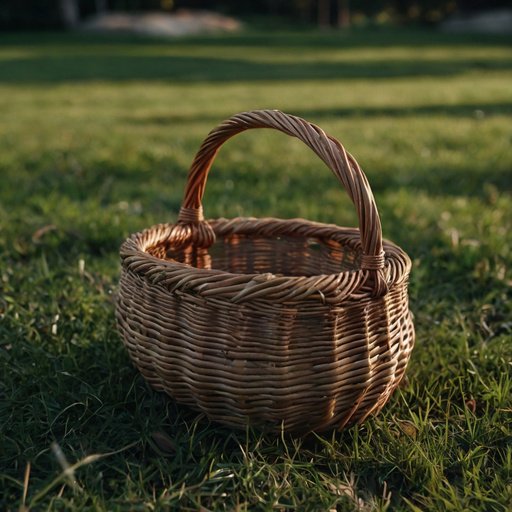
[{"xmin": 176, "ymin": 110, "xmax": 387, "ymax": 293}]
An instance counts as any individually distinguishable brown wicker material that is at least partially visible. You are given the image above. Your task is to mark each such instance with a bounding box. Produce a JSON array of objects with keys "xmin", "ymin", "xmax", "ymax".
[{"xmin": 116, "ymin": 110, "xmax": 415, "ymax": 433}]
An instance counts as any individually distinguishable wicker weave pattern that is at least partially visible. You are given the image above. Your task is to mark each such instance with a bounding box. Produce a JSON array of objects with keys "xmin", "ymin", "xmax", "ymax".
[{"xmin": 116, "ymin": 110, "xmax": 415, "ymax": 433}]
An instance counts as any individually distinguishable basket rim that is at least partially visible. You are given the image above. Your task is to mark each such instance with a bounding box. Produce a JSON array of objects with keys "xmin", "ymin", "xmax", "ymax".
[{"xmin": 120, "ymin": 217, "xmax": 411, "ymax": 304}]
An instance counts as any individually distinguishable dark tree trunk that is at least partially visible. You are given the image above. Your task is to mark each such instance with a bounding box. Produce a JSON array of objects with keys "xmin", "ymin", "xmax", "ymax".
[
  {"xmin": 337, "ymin": 0, "xmax": 350, "ymax": 28},
  {"xmin": 317, "ymin": 0, "xmax": 330, "ymax": 28},
  {"xmin": 95, "ymin": 0, "xmax": 108, "ymax": 14},
  {"xmin": 59, "ymin": 0, "xmax": 79, "ymax": 29}
]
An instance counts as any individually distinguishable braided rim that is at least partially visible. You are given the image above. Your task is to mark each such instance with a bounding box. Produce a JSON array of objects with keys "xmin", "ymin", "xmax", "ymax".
[{"xmin": 120, "ymin": 217, "xmax": 411, "ymax": 304}]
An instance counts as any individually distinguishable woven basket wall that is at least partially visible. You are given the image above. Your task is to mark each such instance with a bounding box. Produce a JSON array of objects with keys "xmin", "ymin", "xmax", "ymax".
[{"xmin": 116, "ymin": 110, "xmax": 415, "ymax": 434}]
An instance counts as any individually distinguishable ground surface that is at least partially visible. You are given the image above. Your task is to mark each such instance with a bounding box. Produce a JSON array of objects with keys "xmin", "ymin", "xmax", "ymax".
[{"xmin": 0, "ymin": 28, "xmax": 511, "ymax": 511}]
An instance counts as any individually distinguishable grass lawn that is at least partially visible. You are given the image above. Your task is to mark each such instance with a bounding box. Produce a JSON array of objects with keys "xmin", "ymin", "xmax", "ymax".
[{"xmin": 0, "ymin": 27, "xmax": 511, "ymax": 511}]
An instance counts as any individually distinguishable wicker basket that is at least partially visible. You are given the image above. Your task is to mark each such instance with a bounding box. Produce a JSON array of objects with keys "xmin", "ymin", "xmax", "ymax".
[{"xmin": 116, "ymin": 110, "xmax": 414, "ymax": 434}]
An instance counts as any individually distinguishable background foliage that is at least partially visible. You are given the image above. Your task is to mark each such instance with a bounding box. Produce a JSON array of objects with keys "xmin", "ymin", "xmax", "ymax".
[{"xmin": 1, "ymin": 0, "xmax": 511, "ymax": 30}]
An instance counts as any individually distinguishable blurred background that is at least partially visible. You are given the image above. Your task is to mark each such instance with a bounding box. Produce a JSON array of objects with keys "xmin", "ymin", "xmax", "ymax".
[{"xmin": 1, "ymin": 0, "xmax": 512, "ymax": 31}]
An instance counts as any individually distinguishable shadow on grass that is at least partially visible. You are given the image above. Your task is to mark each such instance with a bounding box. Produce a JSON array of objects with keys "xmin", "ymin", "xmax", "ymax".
[
  {"xmin": 0, "ymin": 54, "xmax": 511, "ymax": 84},
  {"xmin": 1, "ymin": 27, "xmax": 510, "ymax": 84},
  {"xmin": 368, "ymin": 163, "xmax": 512, "ymax": 197},
  {"xmin": 1, "ymin": 26, "xmax": 510, "ymax": 84},
  {"xmin": 1, "ymin": 28, "xmax": 511, "ymax": 49},
  {"xmin": 126, "ymin": 102, "xmax": 512, "ymax": 126},
  {"xmin": 291, "ymin": 102, "xmax": 512, "ymax": 119}
]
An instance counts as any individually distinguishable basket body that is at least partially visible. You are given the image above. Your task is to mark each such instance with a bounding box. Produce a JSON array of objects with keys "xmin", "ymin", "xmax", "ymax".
[
  {"xmin": 117, "ymin": 218, "xmax": 414, "ymax": 433},
  {"xmin": 116, "ymin": 110, "xmax": 415, "ymax": 433}
]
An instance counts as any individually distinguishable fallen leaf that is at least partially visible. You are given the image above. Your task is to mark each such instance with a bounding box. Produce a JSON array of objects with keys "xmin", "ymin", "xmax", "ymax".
[
  {"xmin": 465, "ymin": 398, "xmax": 477, "ymax": 414},
  {"xmin": 151, "ymin": 431, "xmax": 177, "ymax": 455},
  {"xmin": 397, "ymin": 420, "xmax": 418, "ymax": 439},
  {"xmin": 32, "ymin": 224, "xmax": 57, "ymax": 243}
]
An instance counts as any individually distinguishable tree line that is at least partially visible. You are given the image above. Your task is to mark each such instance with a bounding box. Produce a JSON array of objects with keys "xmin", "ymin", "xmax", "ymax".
[{"xmin": 0, "ymin": 0, "xmax": 508, "ymax": 30}]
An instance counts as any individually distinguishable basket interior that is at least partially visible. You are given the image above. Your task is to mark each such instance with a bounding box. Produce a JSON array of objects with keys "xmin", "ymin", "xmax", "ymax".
[{"xmin": 149, "ymin": 234, "xmax": 360, "ymax": 277}]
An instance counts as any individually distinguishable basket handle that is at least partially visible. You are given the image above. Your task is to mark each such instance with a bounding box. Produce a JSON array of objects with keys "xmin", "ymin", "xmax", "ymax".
[{"xmin": 175, "ymin": 109, "xmax": 387, "ymax": 295}]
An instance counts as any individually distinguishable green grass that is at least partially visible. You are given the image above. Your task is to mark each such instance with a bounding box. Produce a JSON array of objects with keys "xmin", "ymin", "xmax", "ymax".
[{"xmin": 0, "ymin": 27, "xmax": 511, "ymax": 511}]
